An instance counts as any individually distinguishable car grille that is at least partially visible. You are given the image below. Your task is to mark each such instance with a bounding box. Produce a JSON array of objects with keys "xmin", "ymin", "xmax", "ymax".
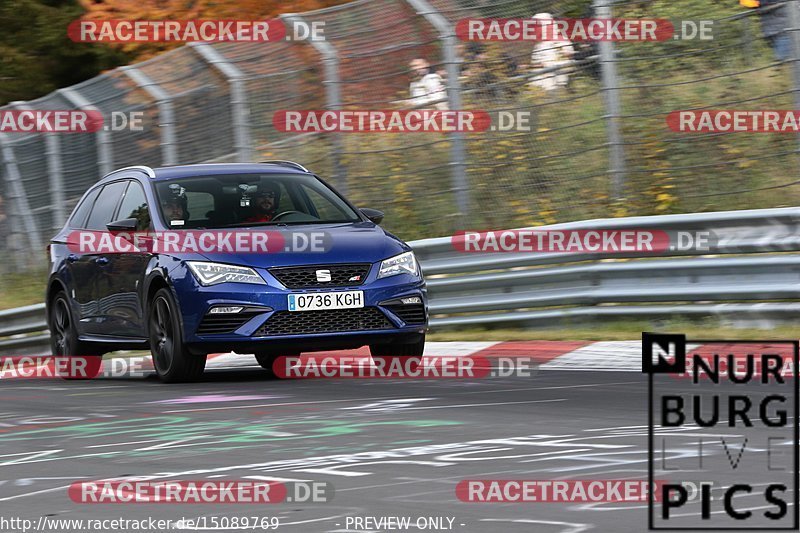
[
  {"xmin": 383, "ymin": 303, "xmax": 427, "ymax": 325},
  {"xmin": 196, "ymin": 310, "xmax": 265, "ymax": 335},
  {"xmin": 269, "ymin": 264, "xmax": 370, "ymax": 288},
  {"xmin": 256, "ymin": 307, "xmax": 393, "ymax": 336}
]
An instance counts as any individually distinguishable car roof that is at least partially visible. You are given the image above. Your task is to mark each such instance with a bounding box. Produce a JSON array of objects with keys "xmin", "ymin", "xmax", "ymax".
[{"xmin": 151, "ymin": 163, "xmax": 310, "ymax": 181}]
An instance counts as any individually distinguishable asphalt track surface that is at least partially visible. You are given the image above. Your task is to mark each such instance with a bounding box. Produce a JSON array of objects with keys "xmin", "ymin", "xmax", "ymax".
[{"xmin": 0, "ymin": 352, "xmax": 794, "ymax": 533}]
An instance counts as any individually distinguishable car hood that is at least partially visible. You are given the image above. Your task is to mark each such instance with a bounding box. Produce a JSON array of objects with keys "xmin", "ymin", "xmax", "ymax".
[{"xmin": 193, "ymin": 222, "xmax": 408, "ymax": 269}]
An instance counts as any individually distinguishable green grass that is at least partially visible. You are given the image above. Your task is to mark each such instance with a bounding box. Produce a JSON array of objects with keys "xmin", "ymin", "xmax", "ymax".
[{"xmin": 0, "ymin": 269, "xmax": 47, "ymax": 310}]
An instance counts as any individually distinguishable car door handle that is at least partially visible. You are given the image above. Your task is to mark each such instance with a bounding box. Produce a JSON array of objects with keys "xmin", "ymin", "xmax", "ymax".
[
  {"xmin": 94, "ymin": 257, "xmax": 110, "ymax": 266},
  {"xmin": 67, "ymin": 254, "xmax": 79, "ymax": 263}
]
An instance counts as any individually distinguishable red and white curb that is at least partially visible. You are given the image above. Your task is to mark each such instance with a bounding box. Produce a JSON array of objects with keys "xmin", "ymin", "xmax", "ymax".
[
  {"xmin": 5, "ymin": 340, "xmax": 791, "ymax": 377},
  {"xmin": 208, "ymin": 340, "xmax": 629, "ymax": 371}
]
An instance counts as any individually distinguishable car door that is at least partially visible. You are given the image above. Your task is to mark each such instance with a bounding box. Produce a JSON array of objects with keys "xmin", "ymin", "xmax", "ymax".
[
  {"xmin": 81, "ymin": 180, "xmax": 128, "ymax": 335},
  {"xmin": 100, "ymin": 180, "xmax": 152, "ymax": 338},
  {"xmin": 63, "ymin": 186, "xmax": 102, "ymax": 334}
]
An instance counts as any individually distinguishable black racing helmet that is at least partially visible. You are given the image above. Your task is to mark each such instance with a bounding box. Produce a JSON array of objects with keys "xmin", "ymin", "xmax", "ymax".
[
  {"xmin": 163, "ymin": 183, "xmax": 189, "ymax": 217},
  {"xmin": 254, "ymin": 182, "xmax": 281, "ymax": 207}
]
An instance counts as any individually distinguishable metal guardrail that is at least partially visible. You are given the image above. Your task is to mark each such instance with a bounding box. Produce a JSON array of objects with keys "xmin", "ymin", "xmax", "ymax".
[
  {"xmin": 2, "ymin": 207, "xmax": 800, "ymax": 355},
  {"xmin": 411, "ymin": 206, "xmax": 800, "ymax": 327},
  {"xmin": 0, "ymin": 303, "xmax": 48, "ymax": 356}
]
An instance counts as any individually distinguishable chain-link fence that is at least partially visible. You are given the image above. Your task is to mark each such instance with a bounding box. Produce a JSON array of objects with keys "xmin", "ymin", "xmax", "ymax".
[{"xmin": 1, "ymin": 0, "xmax": 799, "ymax": 272}]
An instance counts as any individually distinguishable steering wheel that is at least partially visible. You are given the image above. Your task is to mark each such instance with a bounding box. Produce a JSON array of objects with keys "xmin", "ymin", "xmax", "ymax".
[{"xmin": 272, "ymin": 210, "xmax": 305, "ymax": 220}]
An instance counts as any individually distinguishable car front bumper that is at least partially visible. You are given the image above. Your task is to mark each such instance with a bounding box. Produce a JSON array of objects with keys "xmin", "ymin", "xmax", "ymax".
[{"xmin": 168, "ymin": 263, "xmax": 427, "ymax": 354}]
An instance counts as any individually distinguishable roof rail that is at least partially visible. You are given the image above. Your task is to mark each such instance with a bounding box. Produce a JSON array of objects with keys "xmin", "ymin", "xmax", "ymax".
[
  {"xmin": 104, "ymin": 165, "xmax": 157, "ymax": 179},
  {"xmin": 260, "ymin": 160, "xmax": 310, "ymax": 173}
]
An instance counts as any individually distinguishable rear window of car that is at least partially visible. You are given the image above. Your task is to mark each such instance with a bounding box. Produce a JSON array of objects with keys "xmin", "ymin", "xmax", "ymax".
[
  {"xmin": 69, "ymin": 187, "xmax": 101, "ymax": 229},
  {"xmin": 85, "ymin": 181, "xmax": 128, "ymax": 230}
]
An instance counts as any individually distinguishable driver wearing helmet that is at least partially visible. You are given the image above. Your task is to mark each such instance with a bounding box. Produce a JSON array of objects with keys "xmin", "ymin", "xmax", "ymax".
[
  {"xmin": 245, "ymin": 183, "xmax": 280, "ymax": 223},
  {"xmin": 162, "ymin": 184, "xmax": 188, "ymax": 224}
]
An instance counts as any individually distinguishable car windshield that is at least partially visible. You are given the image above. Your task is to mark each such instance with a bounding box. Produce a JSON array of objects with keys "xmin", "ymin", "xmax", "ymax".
[{"xmin": 154, "ymin": 173, "xmax": 361, "ymax": 229}]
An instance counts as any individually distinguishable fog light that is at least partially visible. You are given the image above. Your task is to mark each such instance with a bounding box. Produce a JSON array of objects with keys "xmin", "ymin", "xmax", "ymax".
[
  {"xmin": 401, "ymin": 297, "xmax": 422, "ymax": 305},
  {"xmin": 209, "ymin": 306, "xmax": 244, "ymax": 314}
]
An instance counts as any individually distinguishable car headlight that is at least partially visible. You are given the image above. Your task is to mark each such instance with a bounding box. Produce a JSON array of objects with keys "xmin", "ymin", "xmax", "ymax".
[
  {"xmin": 186, "ymin": 261, "xmax": 266, "ymax": 286},
  {"xmin": 377, "ymin": 251, "xmax": 419, "ymax": 279}
]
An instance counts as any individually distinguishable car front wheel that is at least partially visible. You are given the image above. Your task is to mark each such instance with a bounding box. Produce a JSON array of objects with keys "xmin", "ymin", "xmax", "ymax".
[{"xmin": 148, "ymin": 288, "xmax": 206, "ymax": 383}]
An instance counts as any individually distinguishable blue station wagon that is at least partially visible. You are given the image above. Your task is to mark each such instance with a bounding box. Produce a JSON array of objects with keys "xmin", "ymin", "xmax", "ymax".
[{"xmin": 46, "ymin": 162, "xmax": 428, "ymax": 382}]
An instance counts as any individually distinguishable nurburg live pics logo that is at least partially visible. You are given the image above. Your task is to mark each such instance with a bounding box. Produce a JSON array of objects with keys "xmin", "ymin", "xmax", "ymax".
[{"xmin": 642, "ymin": 332, "xmax": 799, "ymax": 530}]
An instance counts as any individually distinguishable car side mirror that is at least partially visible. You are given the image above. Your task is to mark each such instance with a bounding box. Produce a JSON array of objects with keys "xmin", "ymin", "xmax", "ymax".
[
  {"xmin": 360, "ymin": 208, "xmax": 384, "ymax": 225},
  {"xmin": 106, "ymin": 218, "xmax": 138, "ymax": 232}
]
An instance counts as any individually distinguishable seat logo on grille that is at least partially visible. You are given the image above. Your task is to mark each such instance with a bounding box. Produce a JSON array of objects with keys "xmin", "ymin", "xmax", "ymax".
[{"xmin": 315, "ymin": 269, "xmax": 332, "ymax": 282}]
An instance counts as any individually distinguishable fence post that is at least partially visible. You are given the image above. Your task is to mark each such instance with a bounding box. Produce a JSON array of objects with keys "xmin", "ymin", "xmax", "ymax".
[
  {"xmin": 0, "ymin": 133, "xmax": 43, "ymax": 266},
  {"xmin": 788, "ymin": 0, "xmax": 800, "ymax": 162},
  {"xmin": 11, "ymin": 102, "xmax": 67, "ymax": 231},
  {"xmin": 121, "ymin": 67, "xmax": 178, "ymax": 165},
  {"xmin": 10, "ymin": 101, "xmax": 66, "ymax": 232},
  {"xmin": 594, "ymin": 0, "xmax": 627, "ymax": 201},
  {"xmin": 281, "ymin": 13, "xmax": 347, "ymax": 193},
  {"xmin": 405, "ymin": 0, "xmax": 469, "ymax": 221},
  {"xmin": 58, "ymin": 87, "xmax": 113, "ymax": 177},
  {"xmin": 191, "ymin": 43, "xmax": 253, "ymax": 163}
]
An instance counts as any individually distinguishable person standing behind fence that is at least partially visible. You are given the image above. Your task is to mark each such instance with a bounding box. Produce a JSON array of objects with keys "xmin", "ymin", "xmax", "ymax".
[
  {"xmin": 755, "ymin": 0, "xmax": 792, "ymax": 61},
  {"xmin": 408, "ymin": 58, "xmax": 448, "ymax": 110},
  {"xmin": 529, "ymin": 12, "xmax": 576, "ymax": 91}
]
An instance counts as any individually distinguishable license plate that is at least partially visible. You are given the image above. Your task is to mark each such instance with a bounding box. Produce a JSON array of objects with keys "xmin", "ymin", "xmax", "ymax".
[{"xmin": 288, "ymin": 291, "xmax": 364, "ymax": 312}]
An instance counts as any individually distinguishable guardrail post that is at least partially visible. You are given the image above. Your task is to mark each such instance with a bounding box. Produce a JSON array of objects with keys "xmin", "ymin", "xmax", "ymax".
[
  {"xmin": 121, "ymin": 67, "xmax": 178, "ymax": 165},
  {"xmin": 10, "ymin": 101, "xmax": 66, "ymax": 232},
  {"xmin": 191, "ymin": 43, "xmax": 253, "ymax": 163},
  {"xmin": 58, "ymin": 87, "xmax": 113, "ymax": 177},
  {"xmin": 0, "ymin": 132, "xmax": 43, "ymax": 267},
  {"xmin": 281, "ymin": 13, "xmax": 347, "ymax": 193},
  {"xmin": 594, "ymin": 0, "xmax": 627, "ymax": 201},
  {"xmin": 405, "ymin": 0, "xmax": 469, "ymax": 222}
]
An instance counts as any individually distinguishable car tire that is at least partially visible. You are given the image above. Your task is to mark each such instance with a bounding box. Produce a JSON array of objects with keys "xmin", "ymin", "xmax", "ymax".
[
  {"xmin": 49, "ymin": 291, "xmax": 102, "ymax": 358},
  {"xmin": 148, "ymin": 288, "xmax": 206, "ymax": 383},
  {"xmin": 369, "ymin": 335, "xmax": 425, "ymax": 357},
  {"xmin": 254, "ymin": 351, "xmax": 299, "ymax": 371}
]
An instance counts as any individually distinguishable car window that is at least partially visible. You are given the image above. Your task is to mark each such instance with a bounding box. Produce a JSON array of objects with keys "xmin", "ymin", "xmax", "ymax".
[
  {"xmin": 154, "ymin": 174, "xmax": 359, "ymax": 228},
  {"xmin": 304, "ymin": 186, "xmax": 348, "ymax": 220},
  {"xmin": 275, "ymin": 183, "xmax": 295, "ymax": 212},
  {"xmin": 116, "ymin": 181, "xmax": 151, "ymax": 231},
  {"xmin": 85, "ymin": 181, "xmax": 128, "ymax": 230},
  {"xmin": 69, "ymin": 187, "xmax": 101, "ymax": 229},
  {"xmin": 186, "ymin": 191, "xmax": 214, "ymax": 222}
]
